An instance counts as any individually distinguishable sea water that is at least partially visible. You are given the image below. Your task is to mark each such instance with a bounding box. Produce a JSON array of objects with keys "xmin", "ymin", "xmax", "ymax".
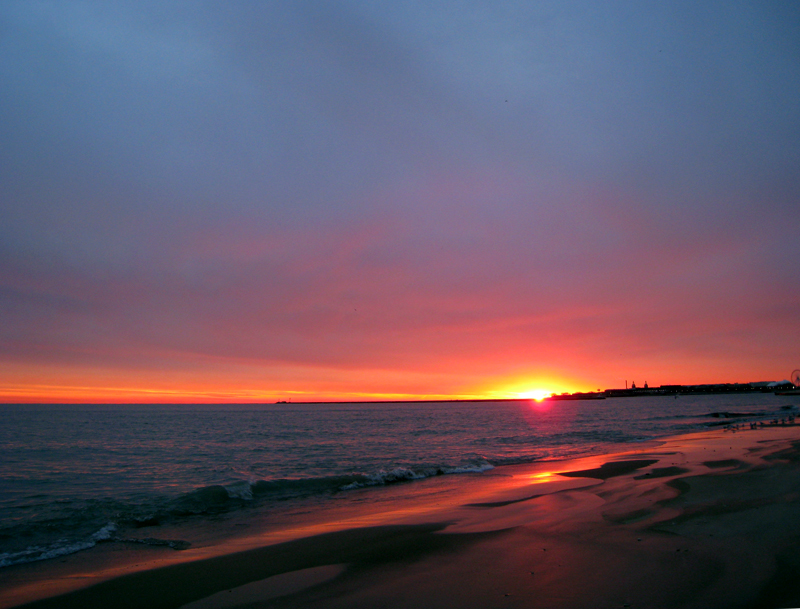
[{"xmin": 1, "ymin": 393, "xmax": 798, "ymax": 568}]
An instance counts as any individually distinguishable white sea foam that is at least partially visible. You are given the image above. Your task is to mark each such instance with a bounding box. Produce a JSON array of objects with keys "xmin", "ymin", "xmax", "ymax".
[
  {"xmin": 340, "ymin": 461, "xmax": 495, "ymax": 490},
  {"xmin": 92, "ymin": 522, "xmax": 118, "ymax": 541},
  {"xmin": 224, "ymin": 481, "xmax": 255, "ymax": 500},
  {"xmin": 448, "ymin": 462, "xmax": 495, "ymax": 474},
  {"xmin": 0, "ymin": 523, "xmax": 117, "ymax": 568}
]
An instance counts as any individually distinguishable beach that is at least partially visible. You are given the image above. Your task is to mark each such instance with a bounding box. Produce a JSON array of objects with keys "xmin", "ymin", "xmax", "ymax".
[
  {"xmin": 4, "ymin": 423, "xmax": 800, "ymax": 609},
  {"xmin": 4, "ymin": 2, "xmax": 799, "ymax": 606}
]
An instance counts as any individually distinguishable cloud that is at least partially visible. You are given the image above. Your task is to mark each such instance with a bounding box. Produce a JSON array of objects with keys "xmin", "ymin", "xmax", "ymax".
[{"xmin": 0, "ymin": 1, "xmax": 798, "ymax": 399}]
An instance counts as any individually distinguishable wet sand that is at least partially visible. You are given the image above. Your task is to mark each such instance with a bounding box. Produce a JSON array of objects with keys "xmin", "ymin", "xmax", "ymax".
[{"xmin": 5, "ymin": 425, "xmax": 800, "ymax": 609}]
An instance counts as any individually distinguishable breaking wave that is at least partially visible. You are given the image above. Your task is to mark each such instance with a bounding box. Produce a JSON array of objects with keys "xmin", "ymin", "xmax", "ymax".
[
  {"xmin": 0, "ymin": 522, "xmax": 193, "ymax": 568},
  {"xmin": 340, "ymin": 461, "xmax": 495, "ymax": 490},
  {"xmin": 0, "ymin": 458, "xmax": 498, "ymax": 568},
  {"xmin": 171, "ymin": 458, "xmax": 496, "ymax": 511},
  {"xmin": 0, "ymin": 523, "xmax": 116, "ymax": 568}
]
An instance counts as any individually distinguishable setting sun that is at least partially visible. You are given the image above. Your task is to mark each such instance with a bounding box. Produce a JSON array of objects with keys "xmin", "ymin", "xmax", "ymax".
[{"xmin": 517, "ymin": 389, "xmax": 552, "ymax": 401}]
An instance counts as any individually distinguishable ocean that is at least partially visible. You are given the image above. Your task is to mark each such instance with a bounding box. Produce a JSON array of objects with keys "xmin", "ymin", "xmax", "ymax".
[{"xmin": 1, "ymin": 393, "xmax": 798, "ymax": 570}]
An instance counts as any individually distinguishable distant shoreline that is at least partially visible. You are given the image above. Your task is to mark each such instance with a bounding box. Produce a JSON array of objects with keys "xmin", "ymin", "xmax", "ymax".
[
  {"xmin": 2, "ymin": 383, "xmax": 794, "ymax": 406},
  {"xmin": 275, "ymin": 383, "xmax": 795, "ymax": 404},
  {"xmin": 272, "ymin": 397, "xmax": 541, "ymax": 405}
]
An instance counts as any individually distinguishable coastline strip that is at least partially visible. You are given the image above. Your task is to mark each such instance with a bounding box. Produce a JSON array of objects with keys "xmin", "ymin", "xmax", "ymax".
[{"xmin": 6, "ymin": 426, "xmax": 800, "ymax": 609}]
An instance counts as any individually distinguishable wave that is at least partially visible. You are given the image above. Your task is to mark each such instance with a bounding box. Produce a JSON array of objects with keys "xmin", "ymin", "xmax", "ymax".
[
  {"xmin": 0, "ymin": 521, "xmax": 193, "ymax": 569},
  {"xmin": 0, "ymin": 523, "xmax": 117, "ymax": 568},
  {"xmin": 340, "ymin": 461, "xmax": 495, "ymax": 490},
  {"xmin": 170, "ymin": 459, "xmax": 497, "ymax": 511},
  {"xmin": 0, "ymin": 458, "xmax": 498, "ymax": 568},
  {"xmin": 2, "ymin": 435, "xmax": 688, "ymax": 570}
]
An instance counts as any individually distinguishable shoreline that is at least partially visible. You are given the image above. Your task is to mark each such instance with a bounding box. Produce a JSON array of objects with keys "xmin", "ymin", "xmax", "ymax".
[{"xmin": 4, "ymin": 425, "xmax": 800, "ymax": 608}]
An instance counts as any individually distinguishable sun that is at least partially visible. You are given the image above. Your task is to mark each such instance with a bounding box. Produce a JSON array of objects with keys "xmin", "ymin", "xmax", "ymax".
[{"xmin": 517, "ymin": 389, "xmax": 552, "ymax": 401}]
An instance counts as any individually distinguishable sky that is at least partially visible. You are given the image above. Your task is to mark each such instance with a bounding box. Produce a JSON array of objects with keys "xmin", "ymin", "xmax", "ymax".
[{"xmin": 1, "ymin": 0, "xmax": 798, "ymax": 402}]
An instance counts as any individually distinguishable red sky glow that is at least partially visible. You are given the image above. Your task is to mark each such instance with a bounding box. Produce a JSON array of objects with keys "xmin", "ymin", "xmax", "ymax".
[{"xmin": 1, "ymin": 1, "xmax": 798, "ymax": 402}]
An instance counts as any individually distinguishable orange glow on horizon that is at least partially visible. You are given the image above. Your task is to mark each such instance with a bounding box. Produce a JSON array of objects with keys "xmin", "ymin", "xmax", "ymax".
[
  {"xmin": 481, "ymin": 374, "xmax": 584, "ymax": 403},
  {"xmin": 1, "ymin": 357, "xmax": 787, "ymax": 404},
  {"xmin": 0, "ymin": 377, "xmax": 575, "ymax": 404},
  {"xmin": 0, "ymin": 376, "xmax": 517, "ymax": 404},
  {"xmin": 0, "ymin": 383, "xmax": 487, "ymax": 404},
  {"xmin": 516, "ymin": 389, "xmax": 552, "ymax": 401},
  {"xmin": 0, "ymin": 361, "xmax": 592, "ymax": 404}
]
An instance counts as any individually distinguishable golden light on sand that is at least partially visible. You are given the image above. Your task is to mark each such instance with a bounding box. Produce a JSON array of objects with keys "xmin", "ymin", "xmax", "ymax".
[{"xmin": 526, "ymin": 471, "xmax": 559, "ymax": 482}]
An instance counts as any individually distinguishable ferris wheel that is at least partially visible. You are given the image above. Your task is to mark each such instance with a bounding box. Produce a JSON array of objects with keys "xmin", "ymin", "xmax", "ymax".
[{"xmin": 793, "ymin": 370, "xmax": 800, "ymax": 387}]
